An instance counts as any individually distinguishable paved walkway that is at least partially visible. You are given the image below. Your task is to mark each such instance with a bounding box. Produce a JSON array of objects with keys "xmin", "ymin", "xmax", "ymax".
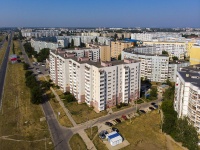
[
  {"xmin": 43, "ymin": 75, "xmax": 97, "ymax": 150},
  {"xmin": 43, "ymin": 75, "xmax": 77, "ymax": 127},
  {"xmin": 78, "ymin": 130, "xmax": 97, "ymax": 150}
]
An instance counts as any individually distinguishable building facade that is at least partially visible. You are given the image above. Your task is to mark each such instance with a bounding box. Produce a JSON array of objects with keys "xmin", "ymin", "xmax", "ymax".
[
  {"xmin": 174, "ymin": 64, "xmax": 200, "ymax": 132},
  {"xmin": 49, "ymin": 49, "xmax": 140, "ymax": 112},
  {"xmin": 190, "ymin": 43, "xmax": 200, "ymax": 65},
  {"xmin": 111, "ymin": 41, "xmax": 132, "ymax": 60}
]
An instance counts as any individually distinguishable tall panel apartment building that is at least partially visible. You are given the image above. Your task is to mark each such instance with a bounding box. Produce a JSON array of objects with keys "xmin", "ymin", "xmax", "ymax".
[
  {"xmin": 174, "ymin": 65, "xmax": 200, "ymax": 132},
  {"xmin": 99, "ymin": 45, "xmax": 111, "ymax": 61},
  {"xmin": 122, "ymin": 48, "xmax": 169, "ymax": 82},
  {"xmin": 49, "ymin": 49, "xmax": 141, "ymax": 112},
  {"xmin": 84, "ymin": 59, "xmax": 140, "ymax": 112},
  {"xmin": 111, "ymin": 41, "xmax": 132, "ymax": 60}
]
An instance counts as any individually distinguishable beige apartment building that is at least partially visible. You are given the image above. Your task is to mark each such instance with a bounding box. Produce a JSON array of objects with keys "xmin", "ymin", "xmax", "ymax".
[
  {"xmin": 100, "ymin": 45, "xmax": 111, "ymax": 61},
  {"xmin": 111, "ymin": 41, "xmax": 132, "ymax": 60},
  {"xmin": 50, "ymin": 49, "xmax": 141, "ymax": 112}
]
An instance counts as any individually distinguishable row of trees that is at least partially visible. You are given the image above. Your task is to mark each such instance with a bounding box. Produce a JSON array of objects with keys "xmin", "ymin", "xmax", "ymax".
[
  {"xmin": 161, "ymin": 83, "xmax": 199, "ymax": 150},
  {"xmin": 24, "ymin": 63, "xmax": 51, "ymax": 104},
  {"xmin": 23, "ymin": 42, "xmax": 50, "ymax": 62},
  {"xmin": 23, "ymin": 42, "xmax": 37, "ymax": 58}
]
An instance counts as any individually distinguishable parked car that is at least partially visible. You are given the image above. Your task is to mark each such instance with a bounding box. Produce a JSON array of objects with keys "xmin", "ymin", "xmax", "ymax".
[
  {"xmin": 99, "ymin": 130, "xmax": 108, "ymax": 139},
  {"xmin": 112, "ymin": 127, "xmax": 119, "ymax": 133},
  {"xmin": 122, "ymin": 115, "xmax": 128, "ymax": 120},
  {"xmin": 105, "ymin": 122, "xmax": 113, "ymax": 127},
  {"xmin": 115, "ymin": 118, "xmax": 121, "ymax": 123},
  {"xmin": 151, "ymin": 102, "xmax": 156, "ymax": 105},
  {"xmin": 153, "ymin": 104, "xmax": 158, "ymax": 109},
  {"xmin": 139, "ymin": 110, "xmax": 146, "ymax": 113},
  {"xmin": 149, "ymin": 107, "xmax": 155, "ymax": 110}
]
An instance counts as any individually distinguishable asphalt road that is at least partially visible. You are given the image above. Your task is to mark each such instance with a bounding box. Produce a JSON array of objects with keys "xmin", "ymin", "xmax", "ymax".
[
  {"xmin": 0, "ymin": 33, "xmax": 12, "ymax": 109},
  {"xmin": 19, "ymin": 41, "xmax": 71, "ymax": 150}
]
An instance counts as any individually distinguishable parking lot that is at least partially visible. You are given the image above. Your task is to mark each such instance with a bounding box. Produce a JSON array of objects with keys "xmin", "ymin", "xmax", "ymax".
[{"xmin": 31, "ymin": 62, "xmax": 49, "ymax": 75}]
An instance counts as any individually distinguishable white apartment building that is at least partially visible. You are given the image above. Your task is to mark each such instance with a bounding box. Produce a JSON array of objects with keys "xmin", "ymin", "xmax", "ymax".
[
  {"xmin": 174, "ymin": 64, "xmax": 200, "ymax": 132},
  {"xmin": 122, "ymin": 48, "xmax": 169, "ymax": 82},
  {"xmin": 84, "ymin": 59, "xmax": 140, "ymax": 112},
  {"xmin": 143, "ymin": 41, "xmax": 187, "ymax": 59},
  {"xmin": 65, "ymin": 48, "xmax": 100, "ymax": 62},
  {"xmin": 49, "ymin": 49, "xmax": 141, "ymax": 112},
  {"xmin": 168, "ymin": 61, "xmax": 190, "ymax": 82},
  {"xmin": 21, "ymin": 29, "xmax": 60, "ymax": 38},
  {"xmin": 31, "ymin": 39, "xmax": 58, "ymax": 52},
  {"xmin": 131, "ymin": 32, "xmax": 182, "ymax": 42}
]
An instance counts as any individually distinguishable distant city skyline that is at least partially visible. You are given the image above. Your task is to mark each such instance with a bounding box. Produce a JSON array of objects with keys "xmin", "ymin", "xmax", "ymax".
[{"xmin": 0, "ymin": 0, "xmax": 200, "ymax": 28}]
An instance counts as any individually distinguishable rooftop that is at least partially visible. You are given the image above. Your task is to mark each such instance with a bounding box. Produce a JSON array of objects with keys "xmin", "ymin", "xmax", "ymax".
[
  {"xmin": 123, "ymin": 48, "xmax": 168, "ymax": 57},
  {"xmin": 178, "ymin": 64, "xmax": 200, "ymax": 87}
]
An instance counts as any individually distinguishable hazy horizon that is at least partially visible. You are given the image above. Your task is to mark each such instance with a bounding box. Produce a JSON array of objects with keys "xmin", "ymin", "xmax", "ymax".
[{"xmin": 1, "ymin": 0, "xmax": 200, "ymax": 28}]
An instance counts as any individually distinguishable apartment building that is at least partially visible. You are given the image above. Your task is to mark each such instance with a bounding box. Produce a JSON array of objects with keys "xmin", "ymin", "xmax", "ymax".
[
  {"xmin": 21, "ymin": 29, "xmax": 60, "ymax": 38},
  {"xmin": 31, "ymin": 39, "xmax": 58, "ymax": 52},
  {"xmin": 190, "ymin": 43, "xmax": 200, "ymax": 65},
  {"xmin": 143, "ymin": 41, "xmax": 187, "ymax": 59},
  {"xmin": 99, "ymin": 45, "xmax": 111, "ymax": 61},
  {"xmin": 131, "ymin": 32, "xmax": 183, "ymax": 42},
  {"xmin": 49, "ymin": 50, "xmax": 75, "ymax": 92},
  {"xmin": 50, "ymin": 49, "xmax": 141, "ymax": 112},
  {"xmin": 174, "ymin": 64, "xmax": 200, "ymax": 132},
  {"xmin": 111, "ymin": 41, "xmax": 132, "ymax": 60},
  {"xmin": 168, "ymin": 61, "xmax": 190, "ymax": 82},
  {"xmin": 65, "ymin": 48, "xmax": 100, "ymax": 62},
  {"xmin": 122, "ymin": 48, "xmax": 169, "ymax": 82}
]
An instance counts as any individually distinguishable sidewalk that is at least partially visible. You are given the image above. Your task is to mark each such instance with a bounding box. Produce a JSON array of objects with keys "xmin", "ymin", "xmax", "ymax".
[
  {"xmin": 43, "ymin": 75, "xmax": 77, "ymax": 127},
  {"xmin": 78, "ymin": 130, "xmax": 97, "ymax": 150}
]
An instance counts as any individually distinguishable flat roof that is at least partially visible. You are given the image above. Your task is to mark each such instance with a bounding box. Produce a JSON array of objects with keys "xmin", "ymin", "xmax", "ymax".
[
  {"xmin": 123, "ymin": 48, "xmax": 168, "ymax": 57},
  {"xmin": 178, "ymin": 64, "xmax": 200, "ymax": 87}
]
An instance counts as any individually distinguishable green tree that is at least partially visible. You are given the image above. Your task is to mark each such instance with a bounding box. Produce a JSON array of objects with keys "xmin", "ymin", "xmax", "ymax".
[
  {"xmin": 122, "ymin": 34, "xmax": 124, "ymax": 40},
  {"xmin": 36, "ymin": 48, "xmax": 50, "ymax": 62},
  {"xmin": 162, "ymin": 50, "xmax": 168, "ymax": 55},
  {"xmin": 114, "ymin": 33, "xmax": 118, "ymax": 40},
  {"xmin": 172, "ymin": 56, "xmax": 178, "ymax": 61},
  {"xmin": 71, "ymin": 39, "xmax": 74, "ymax": 48},
  {"xmin": 66, "ymin": 94, "xmax": 76, "ymax": 102},
  {"xmin": 23, "ymin": 63, "xmax": 30, "ymax": 70},
  {"xmin": 25, "ymin": 75, "xmax": 38, "ymax": 89},
  {"xmin": 95, "ymin": 37, "xmax": 98, "ymax": 43},
  {"xmin": 30, "ymin": 86, "xmax": 43, "ymax": 104},
  {"xmin": 118, "ymin": 54, "xmax": 121, "ymax": 60},
  {"xmin": 150, "ymin": 87, "xmax": 157, "ymax": 98},
  {"xmin": 25, "ymin": 70, "xmax": 33, "ymax": 78}
]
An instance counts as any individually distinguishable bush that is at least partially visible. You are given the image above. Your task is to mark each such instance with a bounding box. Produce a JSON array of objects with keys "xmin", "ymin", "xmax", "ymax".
[{"xmin": 23, "ymin": 63, "xmax": 30, "ymax": 70}]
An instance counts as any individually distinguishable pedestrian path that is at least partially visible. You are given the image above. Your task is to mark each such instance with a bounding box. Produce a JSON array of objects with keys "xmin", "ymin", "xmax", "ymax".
[
  {"xmin": 78, "ymin": 130, "xmax": 97, "ymax": 150},
  {"xmin": 43, "ymin": 75, "xmax": 77, "ymax": 127}
]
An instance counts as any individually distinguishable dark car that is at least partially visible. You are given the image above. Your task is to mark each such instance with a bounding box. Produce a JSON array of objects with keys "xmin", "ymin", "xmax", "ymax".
[
  {"xmin": 105, "ymin": 122, "xmax": 113, "ymax": 127},
  {"xmin": 153, "ymin": 104, "xmax": 158, "ymax": 109},
  {"xmin": 151, "ymin": 102, "xmax": 156, "ymax": 105},
  {"xmin": 99, "ymin": 130, "xmax": 108, "ymax": 139},
  {"xmin": 149, "ymin": 107, "xmax": 155, "ymax": 110},
  {"xmin": 115, "ymin": 118, "xmax": 121, "ymax": 123},
  {"xmin": 112, "ymin": 127, "xmax": 119, "ymax": 133},
  {"xmin": 139, "ymin": 110, "xmax": 146, "ymax": 113}
]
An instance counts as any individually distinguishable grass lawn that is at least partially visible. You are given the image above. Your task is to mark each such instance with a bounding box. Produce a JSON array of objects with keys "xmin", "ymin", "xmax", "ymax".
[
  {"xmin": 85, "ymin": 126, "xmax": 108, "ymax": 150},
  {"xmin": 38, "ymin": 76, "xmax": 73, "ymax": 128},
  {"xmin": 69, "ymin": 133, "xmax": 87, "ymax": 150},
  {"xmin": 0, "ymin": 41, "xmax": 8, "ymax": 66},
  {"xmin": 63, "ymin": 101, "xmax": 107, "ymax": 124},
  {"xmin": 112, "ymin": 104, "xmax": 131, "ymax": 112},
  {"xmin": 114, "ymin": 111, "xmax": 183, "ymax": 150},
  {"xmin": 0, "ymin": 40, "xmax": 53, "ymax": 150},
  {"xmin": 134, "ymin": 99, "xmax": 145, "ymax": 104}
]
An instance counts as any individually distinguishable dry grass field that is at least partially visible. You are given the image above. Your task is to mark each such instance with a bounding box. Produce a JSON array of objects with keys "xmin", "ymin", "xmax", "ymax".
[{"xmin": 0, "ymin": 40, "xmax": 53, "ymax": 150}]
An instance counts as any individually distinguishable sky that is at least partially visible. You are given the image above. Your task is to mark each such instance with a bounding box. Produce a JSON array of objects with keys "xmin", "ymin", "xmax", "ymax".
[{"xmin": 0, "ymin": 0, "xmax": 200, "ymax": 28}]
